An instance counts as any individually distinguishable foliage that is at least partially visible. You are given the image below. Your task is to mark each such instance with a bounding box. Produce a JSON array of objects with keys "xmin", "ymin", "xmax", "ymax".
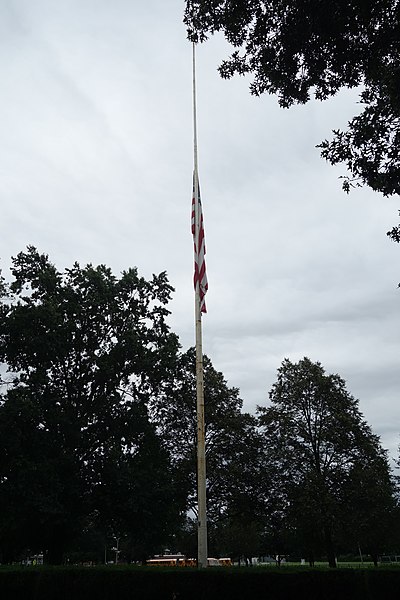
[
  {"xmin": 0, "ymin": 249, "xmax": 398, "ymax": 565},
  {"xmin": 149, "ymin": 348, "xmax": 263, "ymax": 528},
  {"xmin": 338, "ymin": 448, "xmax": 398, "ymax": 566},
  {"xmin": 387, "ymin": 211, "xmax": 400, "ymax": 285},
  {"xmin": 0, "ymin": 247, "xmax": 181, "ymax": 563},
  {"xmin": 257, "ymin": 357, "xmax": 396, "ymax": 568},
  {"xmin": 184, "ymin": 1, "xmax": 400, "ymax": 198}
]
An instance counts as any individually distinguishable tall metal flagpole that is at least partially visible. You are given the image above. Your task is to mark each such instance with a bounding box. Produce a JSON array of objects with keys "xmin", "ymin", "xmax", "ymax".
[{"xmin": 192, "ymin": 42, "xmax": 208, "ymax": 569}]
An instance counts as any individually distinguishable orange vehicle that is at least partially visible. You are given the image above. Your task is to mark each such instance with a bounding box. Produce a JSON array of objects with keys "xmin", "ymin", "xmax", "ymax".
[{"xmin": 218, "ymin": 557, "xmax": 232, "ymax": 566}]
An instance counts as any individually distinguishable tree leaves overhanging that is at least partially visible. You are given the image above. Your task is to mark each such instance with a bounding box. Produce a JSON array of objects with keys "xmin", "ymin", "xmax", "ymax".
[{"xmin": 184, "ymin": 1, "xmax": 400, "ymax": 198}]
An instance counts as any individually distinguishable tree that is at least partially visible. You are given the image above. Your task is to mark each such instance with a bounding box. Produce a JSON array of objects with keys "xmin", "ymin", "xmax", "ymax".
[
  {"xmin": 215, "ymin": 519, "xmax": 263, "ymax": 565},
  {"xmin": 149, "ymin": 348, "xmax": 264, "ymax": 542},
  {"xmin": 387, "ymin": 211, "xmax": 400, "ymax": 285},
  {"xmin": 338, "ymin": 447, "xmax": 397, "ymax": 566},
  {"xmin": 387, "ymin": 216, "xmax": 400, "ymax": 245},
  {"xmin": 0, "ymin": 247, "xmax": 181, "ymax": 563},
  {"xmin": 184, "ymin": 1, "xmax": 400, "ymax": 198},
  {"xmin": 258, "ymin": 357, "xmax": 396, "ymax": 568}
]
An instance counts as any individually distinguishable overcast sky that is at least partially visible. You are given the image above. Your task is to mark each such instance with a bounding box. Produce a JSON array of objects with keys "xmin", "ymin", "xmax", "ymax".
[{"xmin": 1, "ymin": 0, "xmax": 399, "ymax": 460}]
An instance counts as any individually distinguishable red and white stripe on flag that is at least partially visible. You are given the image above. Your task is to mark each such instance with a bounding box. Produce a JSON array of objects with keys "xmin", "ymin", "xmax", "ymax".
[{"xmin": 191, "ymin": 172, "xmax": 208, "ymax": 314}]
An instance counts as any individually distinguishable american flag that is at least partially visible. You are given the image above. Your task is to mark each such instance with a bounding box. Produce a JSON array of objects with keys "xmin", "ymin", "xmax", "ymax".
[{"xmin": 191, "ymin": 172, "xmax": 208, "ymax": 314}]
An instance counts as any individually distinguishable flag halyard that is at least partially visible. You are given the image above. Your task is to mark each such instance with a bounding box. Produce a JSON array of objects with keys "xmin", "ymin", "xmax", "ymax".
[{"xmin": 191, "ymin": 172, "xmax": 208, "ymax": 314}]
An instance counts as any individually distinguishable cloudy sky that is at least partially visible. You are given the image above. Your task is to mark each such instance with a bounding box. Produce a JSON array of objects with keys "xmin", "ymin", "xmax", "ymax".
[{"xmin": 1, "ymin": 1, "xmax": 399, "ymax": 460}]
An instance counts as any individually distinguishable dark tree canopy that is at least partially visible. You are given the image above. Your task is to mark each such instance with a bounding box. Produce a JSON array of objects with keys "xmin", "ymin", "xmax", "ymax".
[
  {"xmin": 258, "ymin": 357, "xmax": 396, "ymax": 567},
  {"xmin": 0, "ymin": 248, "xmax": 398, "ymax": 565},
  {"xmin": 0, "ymin": 247, "xmax": 181, "ymax": 563},
  {"xmin": 149, "ymin": 348, "xmax": 262, "ymax": 526},
  {"xmin": 148, "ymin": 347, "xmax": 272, "ymax": 561},
  {"xmin": 184, "ymin": 1, "xmax": 400, "ymax": 199}
]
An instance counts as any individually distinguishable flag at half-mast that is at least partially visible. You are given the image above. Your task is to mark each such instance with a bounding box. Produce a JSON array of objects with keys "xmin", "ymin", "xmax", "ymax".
[{"xmin": 191, "ymin": 171, "xmax": 208, "ymax": 314}]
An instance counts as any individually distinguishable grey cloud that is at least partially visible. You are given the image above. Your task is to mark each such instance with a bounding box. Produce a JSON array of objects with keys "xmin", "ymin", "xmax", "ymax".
[{"xmin": 0, "ymin": 0, "xmax": 398, "ymax": 461}]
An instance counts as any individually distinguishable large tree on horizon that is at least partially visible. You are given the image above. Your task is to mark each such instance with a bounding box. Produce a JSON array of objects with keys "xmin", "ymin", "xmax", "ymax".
[
  {"xmin": 0, "ymin": 247, "xmax": 182, "ymax": 564},
  {"xmin": 258, "ymin": 356, "xmax": 396, "ymax": 568}
]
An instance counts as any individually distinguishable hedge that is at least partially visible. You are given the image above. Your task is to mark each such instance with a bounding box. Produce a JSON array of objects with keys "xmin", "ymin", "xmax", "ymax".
[{"xmin": 1, "ymin": 565, "xmax": 400, "ymax": 600}]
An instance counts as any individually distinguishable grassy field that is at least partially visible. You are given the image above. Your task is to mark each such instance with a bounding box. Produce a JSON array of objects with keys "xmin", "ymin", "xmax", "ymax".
[{"xmin": 256, "ymin": 561, "xmax": 394, "ymax": 569}]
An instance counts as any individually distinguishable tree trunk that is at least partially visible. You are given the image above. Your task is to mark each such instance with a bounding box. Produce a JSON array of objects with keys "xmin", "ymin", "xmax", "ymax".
[
  {"xmin": 371, "ymin": 553, "xmax": 379, "ymax": 568},
  {"xmin": 45, "ymin": 523, "xmax": 70, "ymax": 565},
  {"xmin": 46, "ymin": 544, "xmax": 64, "ymax": 565},
  {"xmin": 323, "ymin": 522, "xmax": 337, "ymax": 568}
]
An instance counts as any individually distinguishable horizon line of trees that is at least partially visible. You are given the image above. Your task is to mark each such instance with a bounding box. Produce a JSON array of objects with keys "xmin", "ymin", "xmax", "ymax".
[{"xmin": 0, "ymin": 248, "xmax": 399, "ymax": 566}]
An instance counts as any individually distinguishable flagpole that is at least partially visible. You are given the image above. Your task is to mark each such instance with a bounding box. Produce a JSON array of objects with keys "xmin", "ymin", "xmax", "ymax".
[{"xmin": 193, "ymin": 41, "xmax": 208, "ymax": 569}]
